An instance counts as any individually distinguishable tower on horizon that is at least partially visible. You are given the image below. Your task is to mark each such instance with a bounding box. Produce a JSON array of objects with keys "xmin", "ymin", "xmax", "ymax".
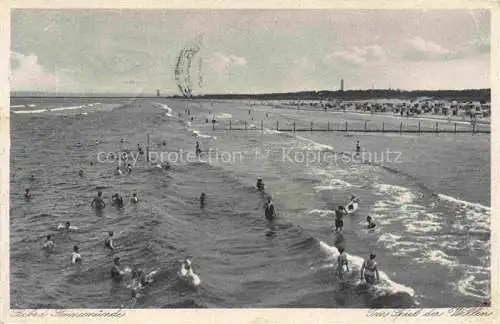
[
  {"xmin": 340, "ymin": 79, "xmax": 344, "ymax": 92},
  {"xmin": 157, "ymin": 89, "xmax": 160, "ymax": 97}
]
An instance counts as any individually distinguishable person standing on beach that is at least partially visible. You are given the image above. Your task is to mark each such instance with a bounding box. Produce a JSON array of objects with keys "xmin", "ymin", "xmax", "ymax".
[{"xmin": 355, "ymin": 140, "xmax": 361, "ymax": 154}]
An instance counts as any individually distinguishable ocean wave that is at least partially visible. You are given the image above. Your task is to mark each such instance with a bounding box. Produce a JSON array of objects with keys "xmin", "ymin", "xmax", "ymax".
[
  {"xmin": 371, "ymin": 183, "xmax": 490, "ymax": 303},
  {"xmin": 318, "ymin": 241, "xmax": 416, "ymax": 300},
  {"xmin": 152, "ymin": 102, "xmax": 174, "ymax": 117},
  {"xmin": 188, "ymin": 128, "xmax": 216, "ymax": 140},
  {"xmin": 438, "ymin": 193, "xmax": 491, "ymax": 211},
  {"xmin": 417, "ymin": 250, "xmax": 458, "ymax": 267},
  {"xmin": 13, "ymin": 103, "xmax": 107, "ymax": 115},
  {"xmin": 13, "ymin": 109, "xmax": 48, "ymax": 114},
  {"xmin": 307, "ymin": 209, "xmax": 335, "ymax": 218},
  {"xmin": 314, "ymin": 178, "xmax": 354, "ymax": 191},
  {"xmin": 263, "ymin": 129, "xmax": 285, "ymax": 135},
  {"xmin": 11, "ymin": 104, "xmax": 37, "ymax": 108},
  {"xmin": 294, "ymin": 135, "xmax": 334, "ymax": 151},
  {"xmin": 49, "ymin": 105, "xmax": 87, "ymax": 112},
  {"xmin": 216, "ymin": 113, "xmax": 232, "ymax": 119},
  {"xmin": 374, "ymin": 183, "xmax": 417, "ymax": 205},
  {"xmin": 453, "ymin": 265, "xmax": 490, "ymax": 301}
]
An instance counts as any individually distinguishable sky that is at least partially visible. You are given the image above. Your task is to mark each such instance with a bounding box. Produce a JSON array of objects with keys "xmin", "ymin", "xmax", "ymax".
[{"xmin": 10, "ymin": 9, "xmax": 490, "ymax": 95}]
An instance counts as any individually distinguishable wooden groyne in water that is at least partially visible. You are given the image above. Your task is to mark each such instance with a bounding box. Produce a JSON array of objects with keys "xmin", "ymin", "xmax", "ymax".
[{"xmin": 207, "ymin": 119, "xmax": 490, "ymax": 135}]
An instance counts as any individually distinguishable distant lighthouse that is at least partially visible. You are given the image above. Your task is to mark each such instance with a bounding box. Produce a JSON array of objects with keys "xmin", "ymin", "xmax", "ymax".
[
  {"xmin": 156, "ymin": 89, "xmax": 160, "ymax": 97},
  {"xmin": 340, "ymin": 79, "xmax": 344, "ymax": 92}
]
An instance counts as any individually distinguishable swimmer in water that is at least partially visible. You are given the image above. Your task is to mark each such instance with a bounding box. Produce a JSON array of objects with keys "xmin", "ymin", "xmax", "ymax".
[
  {"xmin": 178, "ymin": 258, "xmax": 201, "ymax": 287},
  {"xmin": 350, "ymin": 194, "xmax": 359, "ymax": 203},
  {"xmin": 129, "ymin": 267, "xmax": 160, "ymax": 298},
  {"xmin": 256, "ymin": 178, "xmax": 265, "ymax": 191},
  {"xmin": 29, "ymin": 175, "xmax": 35, "ymax": 182},
  {"xmin": 360, "ymin": 253, "xmax": 380, "ymax": 285},
  {"xmin": 161, "ymin": 161, "xmax": 171, "ymax": 170},
  {"xmin": 111, "ymin": 193, "xmax": 124, "ymax": 208},
  {"xmin": 200, "ymin": 193, "xmax": 206, "ymax": 207},
  {"xmin": 115, "ymin": 166, "xmax": 123, "ymax": 176},
  {"xmin": 130, "ymin": 193, "xmax": 139, "ymax": 204},
  {"xmin": 78, "ymin": 169, "xmax": 84, "ymax": 177},
  {"xmin": 120, "ymin": 138, "xmax": 124, "ymax": 144},
  {"xmin": 367, "ymin": 215, "xmax": 376, "ymax": 229},
  {"xmin": 264, "ymin": 196, "xmax": 276, "ymax": 221},
  {"xmin": 57, "ymin": 221, "xmax": 71, "ymax": 231},
  {"xmin": 111, "ymin": 257, "xmax": 124, "ymax": 280},
  {"xmin": 195, "ymin": 141, "xmax": 201, "ymax": 156},
  {"xmin": 24, "ymin": 188, "xmax": 32, "ymax": 199},
  {"xmin": 43, "ymin": 234, "xmax": 55, "ymax": 249},
  {"xmin": 105, "ymin": 231, "xmax": 116, "ymax": 251},
  {"xmin": 95, "ymin": 140, "xmax": 99, "ymax": 145},
  {"xmin": 91, "ymin": 191, "xmax": 106, "ymax": 210},
  {"xmin": 334, "ymin": 206, "xmax": 346, "ymax": 232},
  {"xmin": 71, "ymin": 245, "xmax": 82, "ymax": 265},
  {"xmin": 355, "ymin": 140, "xmax": 361, "ymax": 154},
  {"xmin": 127, "ymin": 163, "xmax": 132, "ymax": 173},
  {"xmin": 137, "ymin": 270, "xmax": 150, "ymax": 286},
  {"xmin": 337, "ymin": 247, "xmax": 349, "ymax": 280},
  {"xmin": 132, "ymin": 268, "xmax": 154, "ymax": 289}
]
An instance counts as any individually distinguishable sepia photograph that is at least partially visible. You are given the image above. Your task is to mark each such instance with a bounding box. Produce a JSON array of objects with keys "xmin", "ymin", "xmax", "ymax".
[{"xmin": 7, "ymin": 5, "xmax": 492, "ymax": 312}]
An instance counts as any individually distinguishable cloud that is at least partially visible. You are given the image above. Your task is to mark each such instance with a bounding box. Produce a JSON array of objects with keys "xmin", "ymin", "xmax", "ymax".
[
  {"xmin": 206, "ymin": 52, "xmax": 247, "ymax": 77},
  {"xmin": 399, "ymin": 36, "xmax": 489, "ymax": 61},
  {"xmin": 327, "ymin": 45, "xmax": 386, "ymax": 66},
  {"xmin": 455, "ymin": 38, "xmax": 490, "ymax": 57},
  {"xmin": 10, "ymin": 52, "xmax": 60, "ymax": 90},
  {"xmin": 400, "ymin": 37, "xmax": 451, "ymax": 60}
]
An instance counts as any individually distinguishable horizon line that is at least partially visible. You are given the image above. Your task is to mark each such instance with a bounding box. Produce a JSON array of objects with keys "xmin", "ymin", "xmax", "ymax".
[{"xmin": 10, "ymin": 88, "xmax": 491, "ymax": 97}]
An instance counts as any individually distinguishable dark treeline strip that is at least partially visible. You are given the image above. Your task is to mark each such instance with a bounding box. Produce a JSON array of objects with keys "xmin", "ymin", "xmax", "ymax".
[{"xmin": 187, "ymin": 89, "xmax": 491, "ymax": 102}]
